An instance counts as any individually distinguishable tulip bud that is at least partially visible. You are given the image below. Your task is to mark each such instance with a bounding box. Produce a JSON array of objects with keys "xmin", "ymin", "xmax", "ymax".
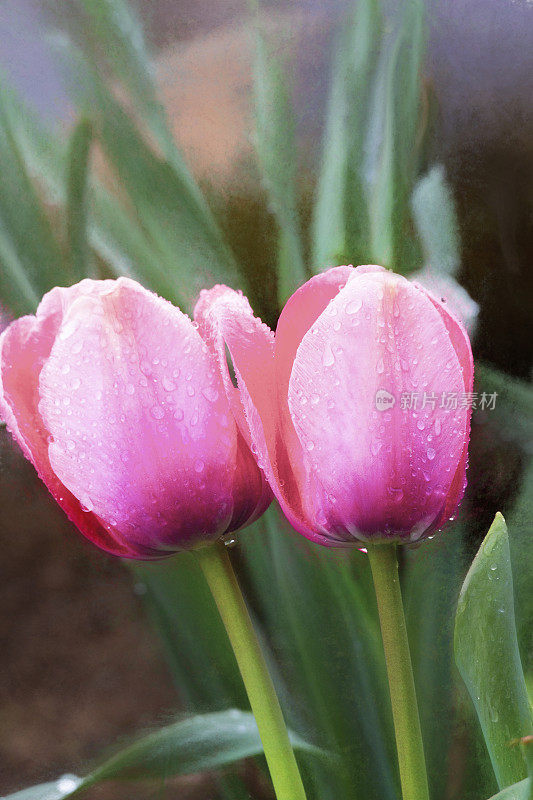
[
  {"xmin": 196, "ymin": 265, "xmax": 473, "ymax": 545},
  {"xmin": 0, "ymin": 278, "xmax": 270, "ymax": 558}
]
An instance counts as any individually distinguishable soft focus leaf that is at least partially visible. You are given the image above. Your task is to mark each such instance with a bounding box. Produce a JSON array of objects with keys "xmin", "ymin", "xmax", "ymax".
[
  {"xmin": 475, "ymin": 364, "xmax": 533, "ymax": 448},
  {"xmin": 0, "ymin": 83, "xmax": 66, "ymax": 312},
  {"xmin": 508, "ymin": 458, "xmax": 533, "ymax": 668},
  {"xmin": 2, "ymin": 712, "xmax": 322, "ymax": 799},
  {"xmin": 363, "ymin": 0, "xmax": 425, "ymax": 271},
  {"xmin": 87, "ymin": 709, "xmax": 323, "ymax": 783},
  {"xmin": 56, "ymin": 40, "xmax": 243, "ymax": 308},
  {"xmin": 311, "ymin": 0, "xmax": 381, "ymax": 269},
  {"xmin": 485, "ymin": 779, "xmax": 531, "ymax": 800},
  {"xmin": 405, "ymin": 522, "xmax": 466, "ymax": 799},
  {"xmin": 73, "ymin": 0, "xmax": 196, "ymax": 181},
  {"xmin": 0, "ymin": 775, "xmax": 82, "ymax": 800},
  {"xmin": 240, "ymin": 507, "xmax": 398, "ymax": 800},
  {"xmin": 252, "ymin": 17, "xmax": 307, "ymax": 305},
  {"xmin": 66, "ymin": 118, "xmax": 93, "ymax": 279},
  {"xmin": 454, "ymin": 513, "xmax": 533, "ymax": 789},
  {"xmin": 411, "ymin": 165, "xmax": 460, "ymax": 275},
  {"xmin": 132, "ymin": 554, "xmax": 247, "ymax": 711}
]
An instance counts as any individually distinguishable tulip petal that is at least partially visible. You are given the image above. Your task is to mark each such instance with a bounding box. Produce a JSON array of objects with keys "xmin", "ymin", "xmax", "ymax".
[
  {"xmin": 0, "ymin": 280, "xmax": 150, "ymax": 557},
  {"xmin": 417, "ymin": 285, "xmax": 474, "ymax": 529},
  {"xmin": 38, "ymin": 279, "xmax": 238, "ymax": 553},
  {"xmin": 194, "ymin": 285, "xmax": 326, "ymax": 542},
  {"xmin": 288, "ymin": 270, "xmax": 470, "ymax": 542}
]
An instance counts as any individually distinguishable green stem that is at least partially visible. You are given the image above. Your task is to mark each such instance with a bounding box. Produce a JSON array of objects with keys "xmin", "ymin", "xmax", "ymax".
[
  {"xmin": 368, "ymin": 543, "xmax": 430, "ymax": 800},
  {"xmin": 196, "ymin": 541, "xmax": 307, "ymax": 800}
]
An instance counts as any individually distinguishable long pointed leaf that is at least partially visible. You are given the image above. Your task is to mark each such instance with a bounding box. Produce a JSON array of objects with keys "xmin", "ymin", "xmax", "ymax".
[
  {"xmin": 312, "ymin": 0, "xmax": 381, "ymax": 269},
  {"xmin": 454, "ymin": 513, "xmax": 533, "ymax": 789},
  {"xmin": 252, "ymin": 17, "xmax": 307, "ymax": 305}
]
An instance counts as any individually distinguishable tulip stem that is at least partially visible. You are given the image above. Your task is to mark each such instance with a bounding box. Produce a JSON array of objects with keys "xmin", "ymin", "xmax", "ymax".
[
  {"xmin": 196, "ymin": 540, "xmax": 307, "ymax": 800},
  {"xmin": 367, "ymin": 543, "xmax": 430, "ymax": 800}
]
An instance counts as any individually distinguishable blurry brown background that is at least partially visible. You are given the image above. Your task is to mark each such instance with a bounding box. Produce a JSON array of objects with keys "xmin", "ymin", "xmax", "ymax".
[{"xmin": 1, "ymin": 0, "xmax": 533, "ymax": 795}]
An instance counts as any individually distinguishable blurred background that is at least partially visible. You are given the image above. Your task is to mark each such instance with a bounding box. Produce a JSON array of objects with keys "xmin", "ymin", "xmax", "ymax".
[{"xmin": 0, "ymin": 0, "xmax": 532, "ymax": 798}]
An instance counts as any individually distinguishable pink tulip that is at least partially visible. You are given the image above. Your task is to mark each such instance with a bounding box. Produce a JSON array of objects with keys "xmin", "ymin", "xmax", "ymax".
[
  {"xmin": 196, "ymin": 265, "xmax": 473, "ymax": 546},
  {"xmin": 0, "ymin": 278, "xmax": 270, "ymax": 558}
]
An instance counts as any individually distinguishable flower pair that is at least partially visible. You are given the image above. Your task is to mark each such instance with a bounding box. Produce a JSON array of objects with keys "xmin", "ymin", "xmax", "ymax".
[{"xmin": 0, "ymin": 265, "xmax": 473, "ymax": 557}]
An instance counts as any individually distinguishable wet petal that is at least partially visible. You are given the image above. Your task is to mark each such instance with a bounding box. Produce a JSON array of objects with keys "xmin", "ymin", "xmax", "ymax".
[
  {"xmin": 288, "ymin": 270, "xmax": 469, "ymax": 542},
  {"xmin": 39, "ymin": 279, "xmax": 238, "ymax": 552},
  {"xmin": 0, "ymin": 280, "xmax": 151, "ymax": 557}
]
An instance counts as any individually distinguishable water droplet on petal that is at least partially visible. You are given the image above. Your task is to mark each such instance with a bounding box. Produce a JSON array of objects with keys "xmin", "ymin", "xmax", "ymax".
[
  {"xmin": 202, "ymin": 386, "xmax": 219, "ymax": 403},
  {"xmin": 322, "ymin": 343, "xmax": 335, "ymax": 367},
  {"xmin": 346, "ymin": 297, "xmax": 363, "ymax": 315},
  {"xmin": 151, "ymin": 405, "xmax": 165, "ymax": 420},
  {"xmin": 427, "ymin": 447, "xmax": 436, "ymax": 461}
]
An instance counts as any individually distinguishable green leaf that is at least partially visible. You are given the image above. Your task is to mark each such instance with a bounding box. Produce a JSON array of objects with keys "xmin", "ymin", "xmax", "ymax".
[
  {"xmin": 88, "ymin": 709, "xmax": 322, "ymax": 783},
  {"xmin": 252, "ymin": 19, "xmax": 307, "ymax": 305},
  {"xmin": 311, "ymin": 0, "xmax": 381, "ymax": 269},
  {"xmin": 0, "ymin": 775, "xmax": 82, "ymax": 800},
  {"xmin": 2, "ymin": 711, "xmax": 322, "ymax": 799},
  {"xmin": 66, "ymin": 118, "xmax": 93, "ymax": 279},
  {"xmin": 411, "ymin": 165, "xmax": 460, "ymax": 275},
  {"xmin": 485, "ymin": 778, "xmax": 531, "ymax": 800},
  {"xmin": 132, "ymin": 554, "xmax": 247, "ymax": 711},
  {"xmin": 363, "ymin": 0, "xmax": 426, "ymax": 271},
  {"xmin": 474, "ymin": 364, "xmax": 533, "ymax": 448},
  {"xmin": 73, "ymin": 0, "xmax": 191, "ymax": 179},
  {"xmin": 68, "ymin": 49, "xmax": 243, "ymax": 306},
  {"xmin": 405, "ymin": 521, "xmax": 466, "ymax": 799},
  {"xmin": 508, "ymin": 458, "xmax": 533, "ymax": 666},
  {"xmin": 0, "ymin": 82, "xmax": 67, "ymax": 310},
  {"xmin": 240, "ymin": 507, "xmax": 397, "ymax": 800},
  {"xmin": 454, "ymin": 513, "xmax": 533, "ymax": 789}
]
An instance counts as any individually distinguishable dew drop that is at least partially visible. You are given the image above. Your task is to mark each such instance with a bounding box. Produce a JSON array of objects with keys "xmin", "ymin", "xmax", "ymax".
[
  {"xmin": 202, "ymin": 386, "xmax": 219, "ymax": 403},
  {"xmin": 376, "ymin": 358, "xmax": 384, "ymax": 374},
  {"xmin": 151, "ymin": 405, "xmax": 165, "ymax": 420},
  {"xmin": 322, "ymin": 343, "xmax": 335, "ymax": 367},
  {"xmin": 434, "ymin": 418, "xmax": 442, "ymax": 436},
  {"xmin": 427, "ymin": 447, "xmax": 436, "ymax": 461},
  {"xmin": 306, "ymin": 441, "xmax": 315, "ymax": 451},
  {"xmin": 56, "ymin": 775, "xmax": 81, "ymax": 794},
  {"xmin": 125, "ymin": 383, "xmax": 135, "ymax": 395},
  {"xmin": 162, "ymin": 376, "xmax": 175, "ymax": 392},
  {"xmin": 346, "ymin": 298, "xmax": 363, "ymax": 315},
  {"xmin": 194, "ymin": 459, "xmax": 204, "ymax": 473}
]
